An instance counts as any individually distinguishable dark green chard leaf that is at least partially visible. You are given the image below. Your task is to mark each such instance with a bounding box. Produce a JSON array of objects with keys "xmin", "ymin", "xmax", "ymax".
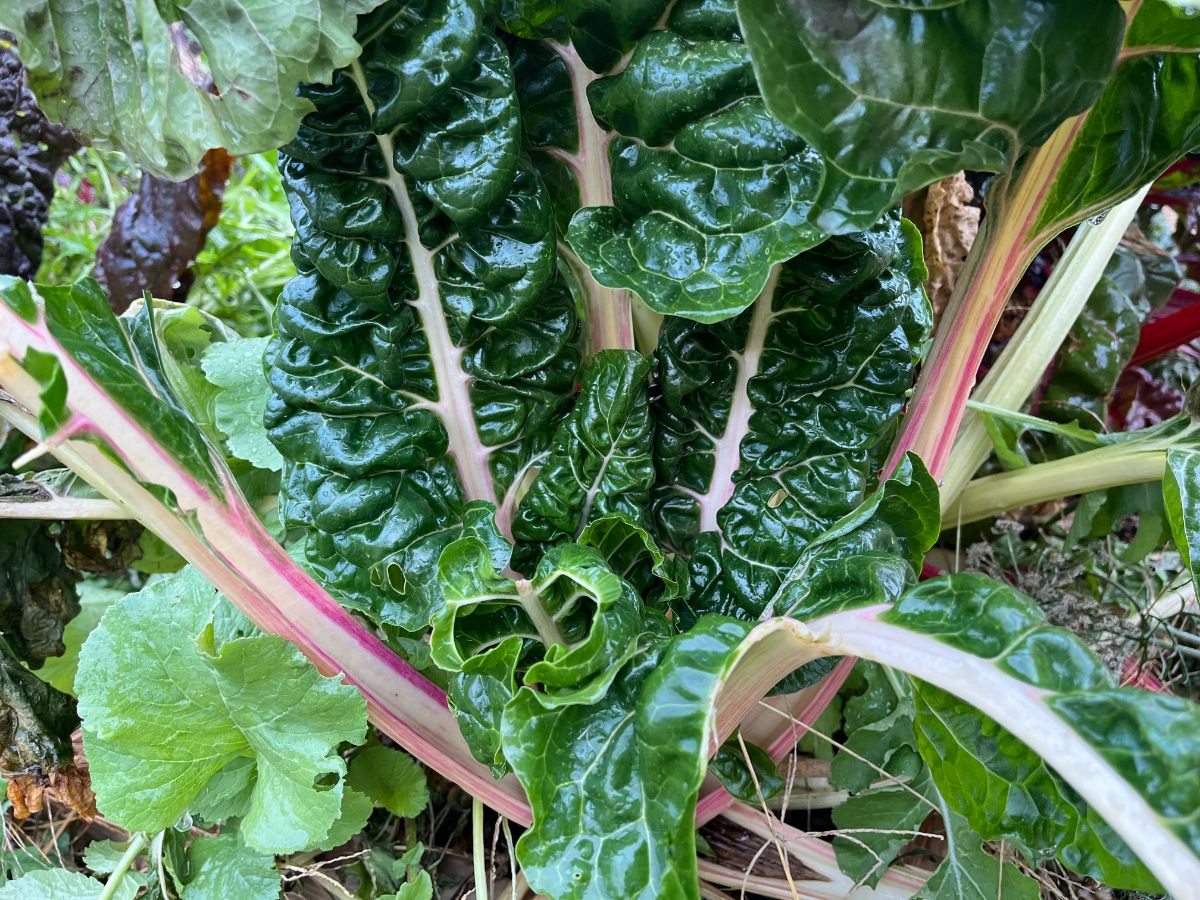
[
  {"xmin": 267, "ymin": 1, "xmax": 579, "ymax": 632},
  {"xmin": 513, "ymin": 350, "xmax": 654, "ymax": 545},
  {"xmin": 577, "ymin": 512, "xmax": 687, "ymax": 605},
  {"xmin": 1040, "ymin": 239, "xmax": 1181, "ymax": 432},
  {"xmin": 506, "ymin": 0, "xmax": 828, "ymax": 323},
  {"xmin": 1032, "ymin": 0, "xmax": 1200, "ymax": 234},
  {"xmin": 736, "ymin": 0, "xmax": 1126, "ymax": 232},
  {"xmin": 433, "ymin": 510, "xmax": 643, "ymax": 704},
  {"xmin": 891, "ymin": 576, "xmax": 1193, "ymax": 891},
  {"xmin": 652, "ymin": 213, "xmax": 930, "ymax": 625},
  {"xmin": 739, "ymin": 0, "xmax": 1200, "ymax": 240},
  {"xmin": 708, "ymin": 735, "xmax": 783, "ymax": 804},
  {"xmin": 501, "ymin": 616, "xmax": 752, "ymax": 900}
]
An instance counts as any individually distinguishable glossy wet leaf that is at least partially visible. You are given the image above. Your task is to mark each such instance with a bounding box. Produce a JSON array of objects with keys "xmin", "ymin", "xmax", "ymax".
[
  {"xmin": 502, "ymin": 616, "xmax": 753, "ymax": 900},
  {"xmin": 267, "ymin": 3, "xmax": 578, "ymax": 632},
  {"xmin": 737, "ymin": 0, "xmax": 1126, "ymax": 232},
  {"xmin": 1034, "ymin": 0, "xmax": 1200, "ymax": 234},
  {"xmin": 892, "ymin": 575, "xmax": 1193, "ymax": 891},
  {"xmin": 652, "ymin": 220, "xmax": 930, "ymax": 625},
  {"xmin": 514, "ymin": 350, "xmax": 654, "ymax": 543},
  {"xmin": 556, "ymin": 0, "xmax": 828, "ymax": 320},
  {"xmin": 709, "ymin": 736, "xmax": 783, "ymax": 804}
]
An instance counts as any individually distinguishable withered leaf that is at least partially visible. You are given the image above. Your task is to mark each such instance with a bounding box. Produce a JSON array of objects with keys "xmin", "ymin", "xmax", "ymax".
[{"xmin": 94, "ymin": 148, "xmax": 232, "ymax": 312}]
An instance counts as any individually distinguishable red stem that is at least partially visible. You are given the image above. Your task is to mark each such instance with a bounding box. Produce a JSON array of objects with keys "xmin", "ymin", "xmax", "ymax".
[{"xmin": 1129, "ymin": 288, "xmax": 1200, "ymax": 366}]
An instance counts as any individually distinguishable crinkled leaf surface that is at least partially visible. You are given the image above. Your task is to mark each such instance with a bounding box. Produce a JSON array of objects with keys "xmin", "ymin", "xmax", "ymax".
[
  {"xmin": 0, "ymin": 643, "xmax": 78, "ymax": 771},
  {"xmin": 267, "ymin": 1, "xmax": 578, "ymax": 632},
  {"xmin": 93, "ymin": 150, "xmax": 232, "ymax": 313},
  {"xmin": 500, "ymin": 463, "xmax": 936, "ymax": 900},
  {"xmin": 737, "ymin": 0, "xmax": 1125, "ymax": 232},
  {"xmin": 652, "ymin": 214, "xmax": 930, "ymax": 625},
  {"xmin": 0, "ymin": 0, "xmax": 384, "ymax": 179},
  {"xmin": 509, "ymin": 0, "xmax": 829, "ymax": 321},
  {"xmin": 513, "ymin": 350, "xmax": 653, "ymax": 544},
  {"xmin": 0, "ymin": 41, "xmax": 77, "ymax": 280},
  {"xmin": 75, "ymin": 567, "xmax": 367, "ymax": 854}
]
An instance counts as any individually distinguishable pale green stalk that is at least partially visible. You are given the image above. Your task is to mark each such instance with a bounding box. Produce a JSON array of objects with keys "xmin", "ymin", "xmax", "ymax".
[
  {"xmin": 473, "ymin": 796, "xmax": 489, "ymax": 900},
  {"xmin": 99, "ymin": 832, "xmax": 147, "ymax": 900},
  {"xmin": 940, "ymin": 185, "xmax": 1151, "ymax": 513},
  {"xmin": 948, "ymin": 444, "xmax": 1167, "ymax": 527}
]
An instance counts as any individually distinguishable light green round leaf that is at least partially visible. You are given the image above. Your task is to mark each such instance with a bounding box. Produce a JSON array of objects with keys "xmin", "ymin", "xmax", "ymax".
[
  {"xmin": 0, "ymin": 868, "xmax": 131, "ymax": 900},
  {"xmin": 347, "ymin": 747, "xmax": 429, "ymax": 819},
  {"xmin": 202, "ymin": 338, "xmax": 284, "ymax": 472},
  {"xmin": 75, "ymin": 568, "xmax": 367, "ymax": 854},
  {"xmin": 183, "ymin": 830, "xmax": 279, "ymax": 900}
]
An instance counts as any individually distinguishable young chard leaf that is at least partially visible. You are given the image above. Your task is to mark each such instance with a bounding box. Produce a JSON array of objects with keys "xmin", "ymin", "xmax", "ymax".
[
  {"xmin": 513, "ymin": 350, "xmax": 654, "ymax": 546},
  {"xmin": 201, "ymin": 337, "xmax": 285, "ymax": 472},
  {"xmin": 917, "ymin": 803, "xmax": 1039, "ymax": 900}
]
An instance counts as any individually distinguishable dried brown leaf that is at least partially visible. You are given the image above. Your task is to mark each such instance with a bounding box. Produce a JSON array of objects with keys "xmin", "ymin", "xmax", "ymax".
[
  {"xmin": 904, "ymin": 173, "xmax": 981, "ymax": 318},
  {"xmin": 94, "ymin": 148, "xmax": 233, "ymax": 312}
]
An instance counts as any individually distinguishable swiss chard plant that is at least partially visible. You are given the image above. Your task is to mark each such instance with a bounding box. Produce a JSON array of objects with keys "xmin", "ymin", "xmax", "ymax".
[{"xmin": 1, "ymin": 0, "xmax": 1200, "ymax": 898}]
